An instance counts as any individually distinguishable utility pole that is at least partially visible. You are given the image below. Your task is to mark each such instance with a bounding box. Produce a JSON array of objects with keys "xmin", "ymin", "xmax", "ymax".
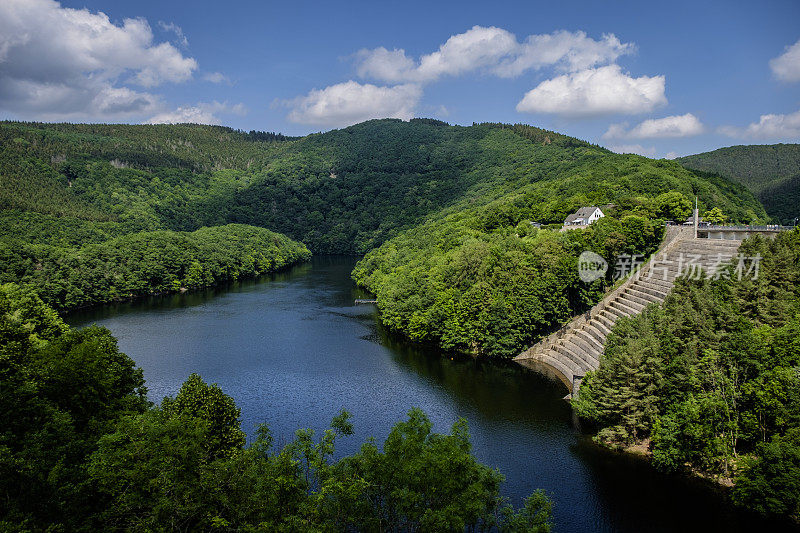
[{"xmin": 694, "ymin": 197, "xmax": 699, "ymax": 239}]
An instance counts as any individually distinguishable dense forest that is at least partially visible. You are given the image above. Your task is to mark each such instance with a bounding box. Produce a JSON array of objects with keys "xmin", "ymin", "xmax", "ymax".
[
  {"xmin": 353, "ymin": 202, "xmax": 668, "ymax": 358},
  {"xmin": 574, "ymin": 229, "xmax": 800, "ymax": 519},
  {"xmin": 0, "ymin": 119, "xmax": 766, "ymax": 318},
  {"xmin": 2, "ymin": 119, "xmax": 602, "ymax": 253},
  {"xmin": 1, "ymin": 118, "xmax": 797, "ymax": 526},
  {"xmin": 352, "ymin": 160, "xmax": 762, "ymax": 359},
  {"xmin": 678, "ymin": 144, "xmax": 800, "ymax": 223},
  {"xmin": 0, "ymin": 223, "xmax": 310, "ymax": 311},
  {"xmin": 0, "ymin": 283, "xmax": 553, "ymax": 531}
]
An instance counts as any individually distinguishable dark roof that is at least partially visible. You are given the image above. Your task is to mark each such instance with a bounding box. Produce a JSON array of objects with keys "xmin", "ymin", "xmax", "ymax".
[{"xmin": 564, "ymin": 206, "xmax": 602, "ymax": 224}]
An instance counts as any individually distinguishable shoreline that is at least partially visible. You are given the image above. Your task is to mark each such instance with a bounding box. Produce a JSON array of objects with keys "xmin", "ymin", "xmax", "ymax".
[{"xmin": 59, "ymin": 255, "xmax": 312, "ymax": 317}]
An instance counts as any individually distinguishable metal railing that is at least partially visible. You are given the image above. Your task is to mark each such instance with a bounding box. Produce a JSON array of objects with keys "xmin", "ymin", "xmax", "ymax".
[{"xmin": 700, "ymin": 224, "xmax": 795, "ymax": 231}]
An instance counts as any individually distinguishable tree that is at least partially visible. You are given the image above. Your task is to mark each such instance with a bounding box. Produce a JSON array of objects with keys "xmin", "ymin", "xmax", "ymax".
[
  {"xmin": 703, "ymin": 207, "xmax": 727, "ymax": 224},
  {"xmin": 575, "ymin": 311, "xmax": 663, "ymax": 446},
  {"xmin": 654, "ymin": 191, "xmax": 692, "ymax": 222},
  {"xmin": 500, "ymin": 489, "xmax": 553, "ymax": 533},
  {"xmin": 0, "ymin": 284, "xmax": 147, "ymax": 530},
  {"xmin": 0, "ymin": 282, "xmax": 66, "ymax": 356},
  {"xmin": 88, "ymin": 410, "xmax": 209, "ymax": 530},
  {"xmin": 167, "ymin": 373, "xmax": 246, "ymax": 460},
  {"xmin": 732, "ymin": 428, "xmax": 800, "ymax": 519},
  {"xmin": 331, "ymin": 408, "xmax": 507, "ymax": 531},
  {"xmin": 88, "ymin": 405, "xmax": 554, "ymax": 532}
]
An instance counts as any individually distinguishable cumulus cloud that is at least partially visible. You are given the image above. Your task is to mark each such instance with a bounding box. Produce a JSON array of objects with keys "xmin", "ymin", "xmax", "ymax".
[
  {"xmin": 355, "ymin": 48, "xmax": 420, "ymax": 84},
  {"xmin": 355, "ymin": 27, "xmax": 634, "ymax": 83},
  {"xmin": 285, "ymin": 81, "xmax": 422, "ymax": 128},
  {"xmin": 719, "ymin": 109, "xmax": 800, "ymax": 139},
  {"xmin": 0, "ymin": 0, "xmax": 197, "ymax": 120},
  {"xmin": 516, "ymin": 65, "xmax": 666, "ymax": 117},
  {"xmin": 0, "ymin": 77, "xmax": 164, "ymax": 121},
  {"xmin": 289, "ymin": 26, "xmax": 648, "ymax": 127},
  {"xmin": 608, "ymin": 144, "xmax": 656, "ymax": 157},
  {"xmin": 603, "ymin": 113, "xmax": 704, "ymax": 139},
  {"xmin": 769, "ymin": 39, "xmax": 800, "ymax": 82},
  {"xmin": 496, "ymin": 31, "xmax": 634, "ymax": 77},
  {"xmin": 146, "ymin": 101, "xmax": 246, "ymax": 125}
]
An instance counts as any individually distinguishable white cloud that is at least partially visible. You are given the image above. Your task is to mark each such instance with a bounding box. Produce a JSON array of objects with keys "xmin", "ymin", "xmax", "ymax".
[
  {"xmin": 496, "ymin": 31, "xmax": 634, "ymax": 77},
  {"xmin": 719, "ymin": 109, "xmax": 800, "ymax": 139},
  {"xmin": 0, "ymin": 77, "xmax": 164, "ymax": 121},
  {"xmin": 602, "ymin": 123, "xmax": 629, "ymax": 139},
  {"xmin": 664, "ymin": 151, "xmax": 679, "ymax": 160},
  {"xmin": 203, "ymin": 72, "xmax": 229, "ymax": 84},
  {"xmin": 608, "ymin": 144, "xmax": 656, "ymax": 157},
  {"xmin": 285, "ymin": 81, "xmax": 422, "ymax": 128},
  {"xmin": 355, "ymin": 27, "xmax": 634, "ymax": 83},
  {"xmin": 769, "ymin": 39, "xmax": 800, "ymax": 82},
  {"xmin": 603, "ymin": 113, "xmax": 704, "ymax": 139},
  {"xmin": 356, "ymin": 26, "xmax": 516, "ymax": 83},
  {"xmin": 146, "ymin": 105, "xmax": 220, "ymax": 125},
  {"xmin": 158, "ymin": 21, "xmax": 189, "ymax": 49},
  {"xmin": 355, "ymin": 47, "xmax": 420, "ymax": 83},
  {"xmin": 294, "ymin": 27, "xmax": 645, "ymax": 128},
  {"xmin": 0, "ymin": 0, "xmax": 197, "ymax": 120},
  {"xmin": 414, "ymin": 26, "xmax": 518, "ymax": 81},
  {"xmin": 145, "ymin": 101, "xmax": 247, "ymax": 125},
  {"xmin": 516, "ymin": 65, "xmax": 666, "ymax": 117}
]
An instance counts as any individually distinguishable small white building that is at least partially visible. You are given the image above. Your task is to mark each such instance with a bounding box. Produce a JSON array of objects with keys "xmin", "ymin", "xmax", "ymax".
[
  {"xmin": 683, "ymin": 214, "xmax": 706, "ymax": 226},
  {"xmin": 563, "ymin": 206, "xmax": 604, "ymax": 227}
]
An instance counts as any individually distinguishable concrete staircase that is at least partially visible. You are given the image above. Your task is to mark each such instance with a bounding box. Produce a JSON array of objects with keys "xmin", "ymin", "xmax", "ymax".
[{"xmin": 514, "ymin": 228, "xmax": 742, "ymax": 397}]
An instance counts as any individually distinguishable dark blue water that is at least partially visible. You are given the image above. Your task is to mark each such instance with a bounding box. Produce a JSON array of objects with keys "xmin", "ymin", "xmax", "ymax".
[{"xmin": 67, "ymin": 256, "xmax": 788, "ymax": 532}]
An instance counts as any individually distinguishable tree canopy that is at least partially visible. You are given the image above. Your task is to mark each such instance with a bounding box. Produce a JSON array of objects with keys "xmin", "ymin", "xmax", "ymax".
[
  {"xmin": 0, "ymin": 283, "xmax": 553, "ymax": 531},
  {"xmin": 573, "ymin": 229, "xmax": 800, "ymax": 520}
]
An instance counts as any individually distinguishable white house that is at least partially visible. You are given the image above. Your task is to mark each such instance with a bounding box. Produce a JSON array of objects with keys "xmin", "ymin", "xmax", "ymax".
[{"xmin": 563, "ymin": 206, "xmax": 604, "ymax": 227}]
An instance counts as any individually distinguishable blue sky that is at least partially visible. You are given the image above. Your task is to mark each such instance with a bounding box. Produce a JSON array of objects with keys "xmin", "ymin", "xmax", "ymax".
[{"xmin": 1, "ymin": 0, "xmax": 799, "ymax": 157}]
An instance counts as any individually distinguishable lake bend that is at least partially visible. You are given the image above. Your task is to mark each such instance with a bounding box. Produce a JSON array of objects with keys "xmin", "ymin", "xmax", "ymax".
[{"xmin": 66, "ymin": 256, "xmax": 793, "ymax": 533}]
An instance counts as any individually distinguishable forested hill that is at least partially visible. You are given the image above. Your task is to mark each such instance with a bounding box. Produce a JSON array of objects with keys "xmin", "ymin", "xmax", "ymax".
[
  {"xmin": 677, "ymin": 144, "xmax": 800, "ymax": 223},
  {"xmin": 1, "ymin": 119, "xmax": 767, "ymax": 315},
  {"xmin": 1, "ymin": 119, "xmax": 607, "ymax": 253},
  {"xmin": 2, "ymin": 119, "xmax": 764, "ymax": 252}
]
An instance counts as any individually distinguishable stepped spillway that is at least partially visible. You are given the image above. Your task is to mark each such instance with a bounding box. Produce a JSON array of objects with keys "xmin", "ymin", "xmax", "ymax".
[{"xmin": 514, "ymin": 229, "xmax": 743, "ymax": 397}]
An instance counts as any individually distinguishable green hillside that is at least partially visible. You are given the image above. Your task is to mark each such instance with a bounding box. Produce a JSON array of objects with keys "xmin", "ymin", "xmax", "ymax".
[
  {"xmin": 351, "ymin": 153, "xmax": 763, "ymax": 358},
  {"xmin": 677, "ymin": 144, "xmax": 800, "ymax": 223},
  {"xmin": 0, "ymin": 119, "xmax": 603, "ymax": 254},
  {"xmin": 1, "ymin": 119, "xmax": 766, "ymax": 341}
]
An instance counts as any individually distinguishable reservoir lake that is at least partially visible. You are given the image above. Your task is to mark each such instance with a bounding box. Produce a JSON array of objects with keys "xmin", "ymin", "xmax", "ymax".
[{"xmin": 67, "ymin": 256, "xmax": 791, "ymax": 533}]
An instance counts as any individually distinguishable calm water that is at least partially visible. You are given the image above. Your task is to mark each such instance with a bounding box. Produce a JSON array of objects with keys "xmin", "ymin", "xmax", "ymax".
[{"xmin": 67, "ymin": 256, "xmax": 789, "ymax": 532}]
